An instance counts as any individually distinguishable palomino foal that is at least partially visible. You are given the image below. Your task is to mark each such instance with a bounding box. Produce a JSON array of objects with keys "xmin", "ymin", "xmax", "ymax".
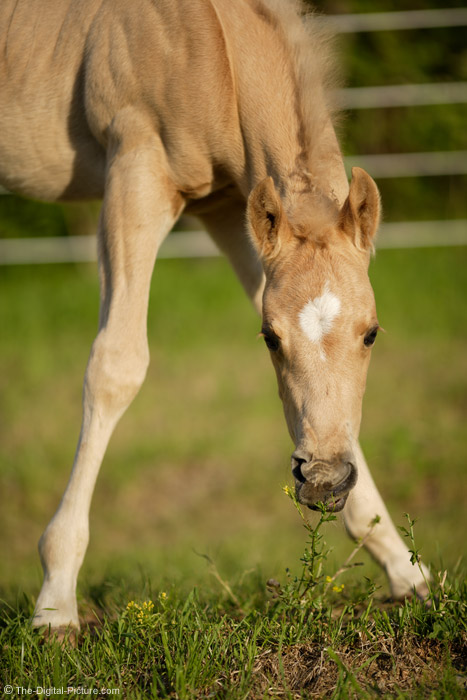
[{"xmin": 0, "ymin": 0, "xmax": 429, "ymax": 634}]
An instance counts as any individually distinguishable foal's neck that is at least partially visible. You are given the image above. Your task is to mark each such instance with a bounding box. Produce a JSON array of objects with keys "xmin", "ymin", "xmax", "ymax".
[{"xmin": 219, "ymin": 2, "xmax": 349, "ymax": 208}]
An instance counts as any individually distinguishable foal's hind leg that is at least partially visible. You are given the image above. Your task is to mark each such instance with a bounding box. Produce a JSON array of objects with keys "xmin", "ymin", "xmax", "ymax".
[
  {"xmin": 344, "ymin": 442, "xmax": 430, "ymax": 599},
  {"xmin": 196, "ymin": 190, "xmax": 265, "ymax": 314},
  {"xmin": 32, "ymin": 133, "xmax": 181, "ymax": 632}
]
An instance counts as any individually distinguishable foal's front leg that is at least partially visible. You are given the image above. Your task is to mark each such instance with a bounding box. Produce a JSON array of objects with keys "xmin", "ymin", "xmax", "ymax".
[
  {"xmin": 32, "ymin": 135, "xmax": 181, "ymax": 632},
  {"xmin": 344, "ymin": 442, "xmax": 430, "ymax": 599}
]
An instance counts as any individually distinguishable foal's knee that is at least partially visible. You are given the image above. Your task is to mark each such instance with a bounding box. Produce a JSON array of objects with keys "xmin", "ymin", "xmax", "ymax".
[{"xmin": 85, "ymin": 330, "xmax": 149, "ymax": 415}]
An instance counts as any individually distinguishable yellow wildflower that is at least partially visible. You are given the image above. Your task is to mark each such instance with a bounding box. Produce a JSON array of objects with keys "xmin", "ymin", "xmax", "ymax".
[{"xmin": 126, "ymin": 599, "xmax": 155, "ymax": 622}]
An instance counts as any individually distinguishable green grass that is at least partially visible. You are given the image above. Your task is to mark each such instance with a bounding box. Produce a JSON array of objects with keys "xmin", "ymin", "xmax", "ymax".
[
  {"xmin": 1, "ymin": 247, "xmax": 466, "ymax": 697},
  {"xmin": 1, "ymin": 510, "xmax": 465, "ymax": 698}
]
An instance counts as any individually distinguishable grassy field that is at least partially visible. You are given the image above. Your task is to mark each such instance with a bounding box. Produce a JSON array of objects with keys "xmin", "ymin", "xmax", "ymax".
[{"xmin": 1, "ymin": 247, "xmax": 466, "ymax": 697}]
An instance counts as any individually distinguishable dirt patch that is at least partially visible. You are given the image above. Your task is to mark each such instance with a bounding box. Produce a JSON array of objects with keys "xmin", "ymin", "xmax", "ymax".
[{"xmin": 249, "ymin": 637, "xmax": 466, "ymax": 698}]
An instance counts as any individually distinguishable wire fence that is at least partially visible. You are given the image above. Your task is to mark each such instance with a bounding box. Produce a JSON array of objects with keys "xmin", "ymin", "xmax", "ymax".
[
  {"xmin": 2, "ymin": 220, "xmax": 466, "ymax": 266},
  {"xmin": 0, "ymin": 8, "xmax": 466, "ymax": 261},
  {"xmin": 320, "ymin": 7, "xmax": 467, "ymax": 33},
  {"xmin": 337, "ymin": 82, "xmax": 467, "ymax": 109},
  {"xmin": 344, "ymin": 151, "xmax": 467, "ymax": 179}
]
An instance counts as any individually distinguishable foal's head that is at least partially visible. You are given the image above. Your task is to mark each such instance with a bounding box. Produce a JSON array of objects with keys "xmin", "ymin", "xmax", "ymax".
[{"xmin": 247, "ymin": 167, "xmax": 381, "ymax": 512}]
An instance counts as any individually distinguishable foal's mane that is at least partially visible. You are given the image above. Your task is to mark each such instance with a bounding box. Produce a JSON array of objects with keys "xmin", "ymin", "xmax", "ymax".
[
  {"xmin": 259, "ymin": 0, "xmax": 340, "ymax": 152},
  {"xmin": 253, "ymin": 0, "xmax": 343, "ymax": 232}
]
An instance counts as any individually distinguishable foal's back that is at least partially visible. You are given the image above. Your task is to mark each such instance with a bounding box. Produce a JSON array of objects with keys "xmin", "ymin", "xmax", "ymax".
[
  {"xmin": 0, "ymin": 0, "xmax": 256, "ymax": 202},
  {"xmin": 0, "ymin": 0, "xmax": 102, "ymax": 199}
]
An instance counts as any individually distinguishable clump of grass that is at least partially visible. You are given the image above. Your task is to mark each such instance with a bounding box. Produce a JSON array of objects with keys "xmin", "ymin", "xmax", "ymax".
[{"xmin": 250, "ymin": 491, "xmax": 466, "ymax": 696}]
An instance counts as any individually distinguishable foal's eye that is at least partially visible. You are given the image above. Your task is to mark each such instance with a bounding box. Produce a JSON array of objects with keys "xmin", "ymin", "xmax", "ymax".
[
  {"xmin": 364, "ymin": 327, "xmax": 378, "ymax": 347},
  {"xmin": 262, "ymin": 328, "xmax": 281, "ymax": 352}
]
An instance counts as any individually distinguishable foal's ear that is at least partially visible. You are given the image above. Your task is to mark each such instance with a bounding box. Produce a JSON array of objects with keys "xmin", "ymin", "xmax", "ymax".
[
  {"xmin": 339, "ymin": 167, "xmax": 381, "ymax": 253},
  {"xmin": 247, "ymin": 177, "xmax": 290, "ymax": 263}
]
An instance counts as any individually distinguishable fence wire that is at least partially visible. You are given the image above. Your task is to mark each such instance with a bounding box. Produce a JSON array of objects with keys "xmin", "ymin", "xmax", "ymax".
[{"xmin": 1, "ymin": 221, "xmax": 466, "ymax": 266}]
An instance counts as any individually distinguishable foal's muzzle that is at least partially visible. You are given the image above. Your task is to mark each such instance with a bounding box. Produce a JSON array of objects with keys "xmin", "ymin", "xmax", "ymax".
[{"xmin": 291, "ymin": 452, "xmax": 357, "ymax": 512}]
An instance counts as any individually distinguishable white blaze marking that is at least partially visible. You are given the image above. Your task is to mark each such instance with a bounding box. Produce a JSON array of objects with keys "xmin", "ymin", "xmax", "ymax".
[{"xmin": 298, "ymin": 282, "xmax": 341, "ymax": 350}]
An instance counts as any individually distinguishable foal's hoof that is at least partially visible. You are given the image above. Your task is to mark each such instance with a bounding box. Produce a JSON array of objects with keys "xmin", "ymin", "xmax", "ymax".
[
  {"xmin": 35, "ymin": 624, "xmax": 79, "ymax": 647},
  {"xmin": 414, "ymin": 581, "xmax": 437, "ymax": 609},
  {"xmin": 393, "ymin": 580, "xmax": 433, "ymax": 608},
  {"xmin": 414, "ymin": 580, "xmax": 431, "ymax": 602}
]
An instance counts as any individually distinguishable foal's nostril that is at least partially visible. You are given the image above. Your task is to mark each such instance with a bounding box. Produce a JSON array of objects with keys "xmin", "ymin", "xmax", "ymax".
[
  {"xmin": 292, "ymin": 464, "xmax": 306, "ymax": 483},
  {"xmin": 291, "ymin": 454, "xmax": 309, "ymax": 483}
]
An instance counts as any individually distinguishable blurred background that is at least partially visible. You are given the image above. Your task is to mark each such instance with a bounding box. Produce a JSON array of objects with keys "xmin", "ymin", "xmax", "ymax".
[{"xmin": 1, "ymin": 0, "xmax": 466, "ymax": 601}]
